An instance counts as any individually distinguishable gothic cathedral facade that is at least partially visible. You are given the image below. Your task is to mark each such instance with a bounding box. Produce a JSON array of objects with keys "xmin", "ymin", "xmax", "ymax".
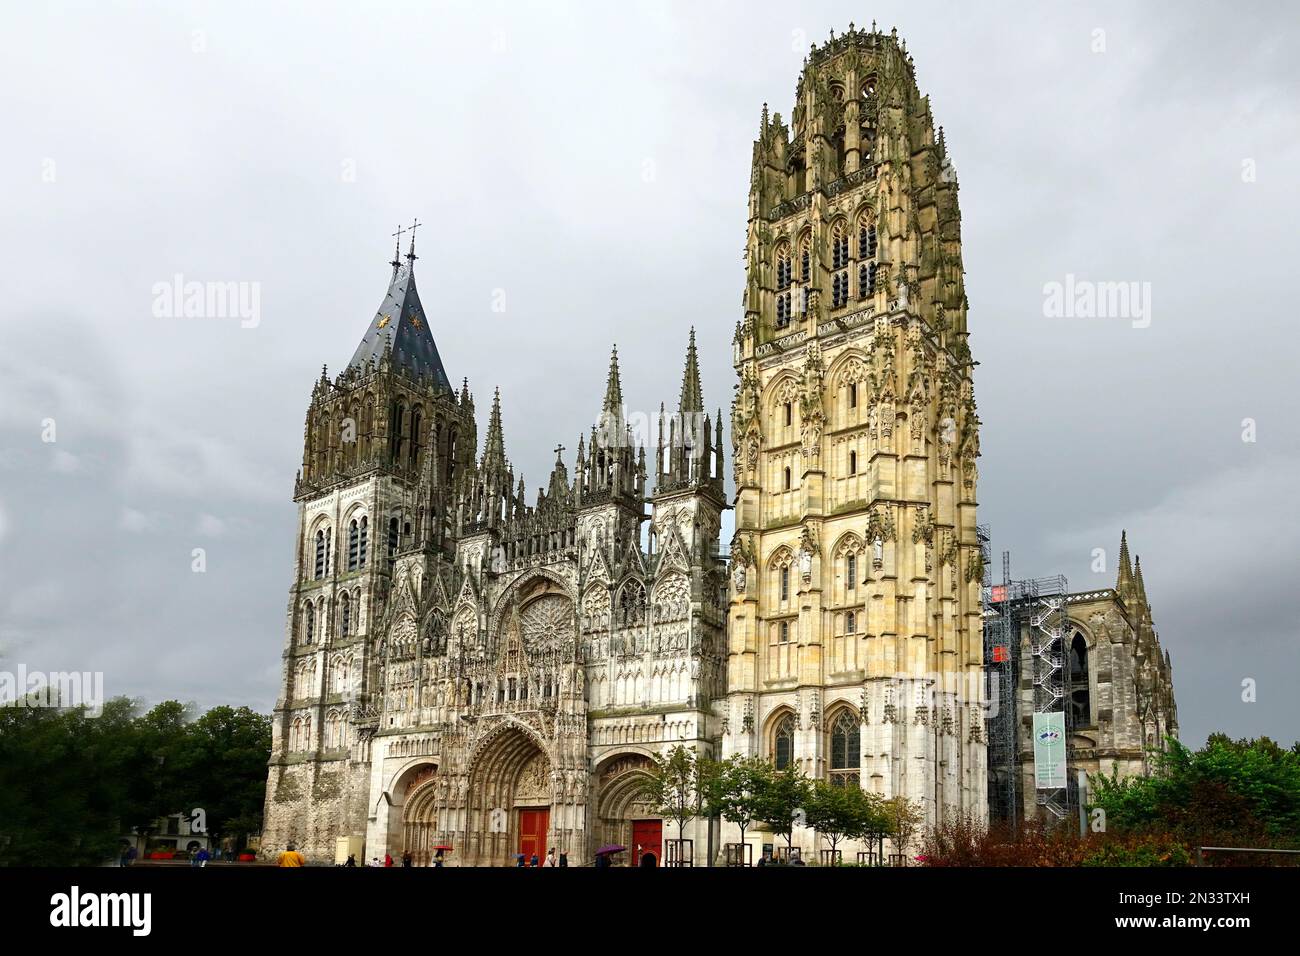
[
  {"xmin": 262, "ymin": 230, "xmax": 728, "ymax": 865},
  {"xmin": 263, "ymin": 25, "xmax": 990, "ymax": 865},
  {"xmin": 724, "ymin": 27, "xmax": 987, "ymax": 830}
]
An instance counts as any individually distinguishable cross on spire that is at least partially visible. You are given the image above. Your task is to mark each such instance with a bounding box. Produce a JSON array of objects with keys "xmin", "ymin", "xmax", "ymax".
[
  {"xmin": 406, "ymin": 218, "xmax": 422, "ymax": 262},
  {"xmin": 390, "ymin": 224, "xmax": 406, "ymax": 269}
]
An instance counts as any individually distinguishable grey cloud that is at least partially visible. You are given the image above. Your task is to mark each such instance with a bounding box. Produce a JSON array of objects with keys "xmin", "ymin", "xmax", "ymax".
[{"xmin": 0, "ymin": 0, "xmax": 1295, "ymax": 747}]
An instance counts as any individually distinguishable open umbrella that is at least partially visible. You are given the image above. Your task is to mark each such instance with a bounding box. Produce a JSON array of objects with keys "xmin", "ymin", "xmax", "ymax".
[
  {"xmin": 431, "ymin": 845, "xmax": 454, "ymax": 852},
  {"xmin": 594, "ymin": 844, "xmax": 626, "ymax": 856}
]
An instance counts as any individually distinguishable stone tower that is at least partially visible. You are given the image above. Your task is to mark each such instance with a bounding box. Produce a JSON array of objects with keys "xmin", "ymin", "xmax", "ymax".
[
  {"xmin": 725, "ymin": 25, "xmax": 987, "ymax": 833},
  {"xmin": 264, "ymin": 229, "xmax": 478, "ymax": 856}
]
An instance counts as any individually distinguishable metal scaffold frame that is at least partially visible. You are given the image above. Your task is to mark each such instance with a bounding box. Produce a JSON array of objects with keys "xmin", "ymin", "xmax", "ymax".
[
  {"xmin": 979, "ymin": 529, "xmax": 1072, "ymax": 830},
  {"xmin": 1023, "ymin": 575, "xmax": 1071, "ymax": 824},
  {"xmin": 978, "ymin": 527, "xmax": 1017, "ymax": 833}
]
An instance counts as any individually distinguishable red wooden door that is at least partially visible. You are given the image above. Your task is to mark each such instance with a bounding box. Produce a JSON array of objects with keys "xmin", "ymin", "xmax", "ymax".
[
  {"xmin": 517, "ymin": 808, "xmax": 549, "ymax": 863},
  {"xmin": 632, "ymin": 819, "xmax": 662, "ymax": 866}
]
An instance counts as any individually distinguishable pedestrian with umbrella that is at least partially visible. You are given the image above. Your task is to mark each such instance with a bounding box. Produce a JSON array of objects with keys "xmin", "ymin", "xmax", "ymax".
[{"xmin": 594, "ymin": 844, "xmax": 626, "ymax": 868}]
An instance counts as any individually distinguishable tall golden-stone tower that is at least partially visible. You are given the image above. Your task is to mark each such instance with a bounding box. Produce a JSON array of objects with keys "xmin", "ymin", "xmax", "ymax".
[{"xmin": 725, "ymin": 25, "xmax": 986, "ymax": 832}]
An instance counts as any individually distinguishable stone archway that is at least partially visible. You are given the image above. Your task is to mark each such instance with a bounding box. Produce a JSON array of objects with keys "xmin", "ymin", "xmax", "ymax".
[
  {"xmin": 399, "ymin": 764, "xmax": 441, "ymax": 865},
  {"xmin": 465, "ymin": 726, "xmax": 552, "ymax": 866},
  {"xmin": 595, "ymin": 753, "xmax": 660, "ymax": 866}
]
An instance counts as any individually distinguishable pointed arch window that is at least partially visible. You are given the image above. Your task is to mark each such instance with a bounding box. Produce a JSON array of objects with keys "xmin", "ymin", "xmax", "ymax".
[
  {"xmin": 848, "ymin": 450, "xmax": 857, "ymax": 476},
  {"xmin": 859, "ymin": 221, "xmax": 877, "ymax": 260},
  {"xmin": 304, "ymin": 604, "xmax": 315, "ymax": 645},
  {"xmin": 848, "ymin": 382, "xmax": 858, "ymax": 409},
  {"xmin": 409, "ymin": 408, "xmax": 423, "ymax": 467},
  {"xmin": 846, "ymin": 610, "xmax": 857, "ymax": 634},
  {"xmin": 390, "ymin": 402, "xmax": 407, "ymax": 462},
  {"xmin": 780, "ymin": 565, "xmax": 790, "ymax": 601},
  {"xmin": 1068, "ymin": 633, "xmax": 1091, "ymax": 727},
  {"xmin": 846, "ymin": 554, "xmax": 857, "ymax": 590},
  {"xmin": 340, "ymin": 593, "xmax": 351, "ymax": 638},
  {"xmin": 783, "ymin": 466, "xmax": 792, "ymax": 491},
  {"xmin": 358, "ymin": 516, "xmax": 368, "ymax": 568},
  {"xmin": 348, "ymin": 520, "xmax": 360, "ymax": 570},
  {"xmin": 314, "ymin": 529, "xmax": 327, "ymax": 579},
  {"xmin": 388, "ymin": 517, "xmax": 400, "ymax": 562},
  {"xmin": 828, "ymin": 710, "xmax": 860, "ymax": 787},
  {"xmin": 774, "ymin": 713, "xmax": 796, "ymax": 771}
]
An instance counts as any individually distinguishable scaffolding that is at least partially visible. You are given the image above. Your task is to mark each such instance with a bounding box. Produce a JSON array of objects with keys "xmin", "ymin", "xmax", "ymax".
[
  {"xmin": 979, "ymin": 527, "xmax": 1017, "ymax": 833},
  {"xmin": 980, "ymin": 530, "xmax": 1072, "ymax": 829}
]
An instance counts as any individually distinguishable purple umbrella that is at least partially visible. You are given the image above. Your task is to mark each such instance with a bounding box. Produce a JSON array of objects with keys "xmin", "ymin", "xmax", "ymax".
[{"xmin": 594, "ymin": 844, "xmax": 627, "ymax": 856}]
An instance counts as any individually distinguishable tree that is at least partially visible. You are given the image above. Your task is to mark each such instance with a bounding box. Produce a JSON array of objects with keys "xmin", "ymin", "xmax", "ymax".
[
  {"xmin": 176, "ymin": 706, "xmax": 272, "ymax": 850},
  {"xmin": 643, "ymin": 745, "xmax": 700, "ymax": 850},
  {"xmin": 1090, "ymin": 735, "xmax": 1300, "ymax": 850},
  {"xmin": 0, "ymin": 695, "xmax": 272, "ymax": 865},
  {"xmin": 752, "ymin": 766, "xmax": 811, "ymax": 855},
  {"xmin": 882, "ymin": 796, "xmax": 924, "ymax": 860},
  {"xmin": 705, "ymin": 755, "xmax": 773, "ymax": 860},
  {"xmin": 805, "ymin": 780, "xmax": 883, "ymax": 861}
]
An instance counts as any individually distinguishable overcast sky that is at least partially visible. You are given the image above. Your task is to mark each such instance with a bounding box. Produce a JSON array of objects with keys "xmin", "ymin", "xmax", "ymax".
[{"xmin": 1, "ymin": 1, "xmax": 1296, "ymax": 748}]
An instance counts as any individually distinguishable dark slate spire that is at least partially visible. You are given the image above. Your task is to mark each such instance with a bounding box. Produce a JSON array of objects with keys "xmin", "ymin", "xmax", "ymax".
[
  {"xmin": 678, "ymin": 327, "xmax": 704, "ymax": 414},
  {"xmin": 347, "ymin": 228, "xmax": 451, "ymax": 391}
]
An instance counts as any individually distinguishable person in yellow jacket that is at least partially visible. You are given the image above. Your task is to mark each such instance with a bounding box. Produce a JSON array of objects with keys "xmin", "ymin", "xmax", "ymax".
[{"xmin": 277, "ymin": 843, "xmax": 306, "ymax": 867}]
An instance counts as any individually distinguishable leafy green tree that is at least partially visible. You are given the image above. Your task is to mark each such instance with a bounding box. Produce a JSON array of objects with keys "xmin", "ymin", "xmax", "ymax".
[
  {"xmin": 882, "ymin": 795, "xmax": 924, "ymax": 859},
  {"xmin": 0, "ymin": 697, "xmax": 157, "ymax": 865},
  {"xmin": 1091, "ymin": 735, "xmax": 1300, "ymax": 849},
  {"xmin": 805, "ymin": 780, "xmax": 883, "ymax": 861},
  {"xmin": 705, "ymin": 755, "xmax": 773, "ymax": 858},
  {"xmin": 0, "ymin": 695, "xmax": 271, "ymax": 865},
  {"xmin": 174, "ymin": 706, "xmax": 271, "ymax": 849},
  {"xmin": 752, "ymin": 766, "xmax": 811, "ymax": 854},
  {"xmin": 643, "ymin": 745, "xmax": 700, "ymax": 847}
]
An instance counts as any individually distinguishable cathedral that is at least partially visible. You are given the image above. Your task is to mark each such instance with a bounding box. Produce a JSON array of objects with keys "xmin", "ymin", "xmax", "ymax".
[
  {"xmin": 261, "ymin": 224, "xmax": 728, "ymax": 865},
  {"xmin": 261, "ymin": 24, "xmax": 1171, "ymax": 865}
]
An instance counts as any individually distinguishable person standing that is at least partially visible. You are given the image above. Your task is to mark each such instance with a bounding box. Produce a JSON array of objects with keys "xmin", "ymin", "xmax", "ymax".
[
  {"xmin": 558, "ymin": 852, "xmax": 568, "ymax": 868},
  {"xmin": 277, "ymin": 843, "xmax": 306, "ymax": 867},
  {"xmin": 401, "ymin": 850, "xmax": 413, "ymax": 867},
  {"xmin": 196, "ymin": 847, "xmax": 210, "ymax": 868},
  {"xmin": 383, "ymin": 853, "xmax": 393, "ymax": 868},
  {"xmin": 542, "ymin": 848, "xmax": 556, "ymax": 867}
]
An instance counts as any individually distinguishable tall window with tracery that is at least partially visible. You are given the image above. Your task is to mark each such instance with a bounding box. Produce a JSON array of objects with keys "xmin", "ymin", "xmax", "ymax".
[
  {"xmin": 1068, "ymin": 633, "xmax": 1091, "ymax": 727},
  {"xmin": 774, "ymin": 713, "xmax": 796, "ymax": 771},
  {"xmin": 314, "ymin": 529, "xmax": 328, "ymax": 579},
  {"xmin": 831, "ymin": 222, "xmax": 849, "ymax": 308},
  {"xmin": 828, "ymin": 710, "xmax": 860, "ymax": 787}
]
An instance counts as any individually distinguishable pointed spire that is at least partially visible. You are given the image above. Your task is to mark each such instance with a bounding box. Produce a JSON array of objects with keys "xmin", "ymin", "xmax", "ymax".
[
  {"xmin": 1134, "ymin": 555, "xmax": 1149, "ymax": 608},
  {"xmin": 602, "ymin": 345, "xmax": 623, "ymax": 416},
  {"xmin": 481, "ymin": 387, "xmax": 507, "ymax": 474},
  {"xmin": 390, "ymin": 223, "xmax": 406, "ymax": 274},
  {"xmin": 1116, "ymin": 530, "xmax": 1136, "ymax": 600},
  {"xmin": 679, "ymin": 327, "xmax": 704, "ymax": 415},
  {"xmin": 406, "ymin": 218, "xmax": 421, "ymax": 267}
]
